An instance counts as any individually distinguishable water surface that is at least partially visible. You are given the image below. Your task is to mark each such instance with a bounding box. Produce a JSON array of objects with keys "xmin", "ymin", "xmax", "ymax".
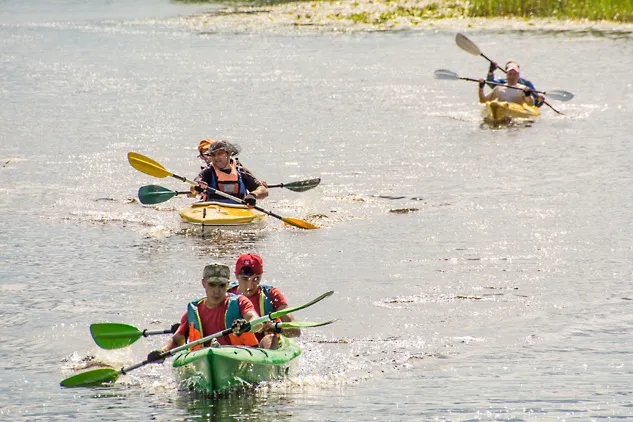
[{"xmin": 1, "ymin": 1, "xmax": 632, "ymax": 420}]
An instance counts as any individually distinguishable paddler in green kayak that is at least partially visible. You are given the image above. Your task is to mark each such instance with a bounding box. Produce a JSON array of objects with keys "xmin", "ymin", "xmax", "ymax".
[
  {"xmin": 146, "ymin": 263, "xmax": 262, "ymax": 363},
  {"xmin": 228, "ymin": 254, "xmax": 301, "ymax": 350},
  {"xmin": 191, "ymin": 139, "xmax": 268, "ymax": 206},
  {"xmin": 478, "ymin": 61, "xmax": 534, "ymax": 107}
]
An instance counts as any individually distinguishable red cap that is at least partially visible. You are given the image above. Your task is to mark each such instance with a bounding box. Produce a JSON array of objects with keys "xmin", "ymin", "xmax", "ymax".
[{"xmin": 235, "ymin": 253, "xmax": 264, "ymax": 275}]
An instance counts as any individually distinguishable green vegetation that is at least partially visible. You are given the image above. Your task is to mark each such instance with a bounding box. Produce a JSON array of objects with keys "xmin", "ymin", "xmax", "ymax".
[
  {"xmin": 175, "ymin": 0, "xmax": 633, "ymax": 23},
  {"xmin": 344, "ymin": 3, "xmax": 465, "ymax": 25},
  {"xmin": 467, "ymin": 0, "xmax": 633, "ymax": 22}
]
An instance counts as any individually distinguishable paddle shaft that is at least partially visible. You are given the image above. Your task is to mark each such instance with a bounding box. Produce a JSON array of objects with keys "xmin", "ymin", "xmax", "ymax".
[
  {"xmin": 143, "ymin": 328, "xmax": 175, "ymax": 337},
  {"xmin": 461, "ymin": 76, "xmax": 562, "ymax": 101}
]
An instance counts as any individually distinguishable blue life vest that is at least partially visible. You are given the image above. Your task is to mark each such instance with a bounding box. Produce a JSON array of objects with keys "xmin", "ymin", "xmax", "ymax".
[
  {"xmin": 186, "ymin": 294, "xmax": 242, "ymax": 349},
  {"xmin": 226, "ymin": 283, "xmax": 275, "ymax": 316}
]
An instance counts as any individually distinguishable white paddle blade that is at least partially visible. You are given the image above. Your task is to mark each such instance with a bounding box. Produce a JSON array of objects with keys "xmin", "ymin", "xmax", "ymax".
[
  {"xmin": 455, "ymin": 33, "xmax": 481, "ymax": 56},
  {"xmin": 434, "ymin": 69, "xmax": 459, "ymax": 80},
  {"xmin": 545, "ymin": 90, "xmax": 574, "ymax": 102}
]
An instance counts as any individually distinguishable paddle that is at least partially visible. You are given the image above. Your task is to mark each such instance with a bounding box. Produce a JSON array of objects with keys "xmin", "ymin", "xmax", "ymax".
[
  {"xmin": 138, "ymin": 185, "xmax": 190, "ymax": 205},
  {"xmin": 434, "ymin": 69, "xmax": 573, "ymax": 101},
  {"xmin": 270, "ymin": 319, "xmax": 337, "ymax": 330},
  {"xmin": 454, "ymin": 33, "xmax": 568, "ymax": 114},
  {"xmin": 90, "ymin": 319, "xmax": 337, "ymax": 350},
  {"xmin": 266, "ymin": 178, "xmax": 321, "ymax": 192},
  {"xmin": 128, "ymin": 152, "xmax": 318, "ymax": 230},
  {"xmin": 455, "ymin": 33, "xmax": 498, "ymax": 68},
  {"xmin": 60, "ymin": 290, "xmax": 334, "ymax": 388},
  {"xmin": 90, "ymin": 323, "xmax": 180, "ymax": 350},
  {"xmin": 138, "ymin": 178, "xmax": 321, "ymax": 205}
]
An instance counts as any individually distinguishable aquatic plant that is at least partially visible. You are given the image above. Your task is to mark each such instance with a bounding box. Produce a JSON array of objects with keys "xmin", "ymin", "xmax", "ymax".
[{"xmin": 467, "ymin": 0, "xmax": 633, "ymax": 22}]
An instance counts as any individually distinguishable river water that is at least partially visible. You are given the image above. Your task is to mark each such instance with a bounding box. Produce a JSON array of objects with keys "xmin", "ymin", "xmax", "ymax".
[{"xmin": 1, "ymin": 0, "xmax": 632, "ymax": 420}]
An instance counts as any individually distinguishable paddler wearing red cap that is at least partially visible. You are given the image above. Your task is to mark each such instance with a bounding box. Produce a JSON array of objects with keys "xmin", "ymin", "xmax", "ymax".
[{"xmin": 228, "ymin": 253, "xmax": 301, "ymax": 350}]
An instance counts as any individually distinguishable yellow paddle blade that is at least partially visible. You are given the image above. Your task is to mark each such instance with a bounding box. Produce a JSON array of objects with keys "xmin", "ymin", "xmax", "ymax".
[
  {"xmin": 127, "ymin": 152, "xmax": 173, "ymax": 179},
  {"xmin": 282, "ymin": 217, "xmax": 319, "ymax": 230}
]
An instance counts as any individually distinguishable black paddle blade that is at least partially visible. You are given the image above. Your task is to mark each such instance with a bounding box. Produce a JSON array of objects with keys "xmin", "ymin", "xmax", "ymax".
[{"xmin": 282, "ymin": 178, "xmax": 321, "ymax": 192}]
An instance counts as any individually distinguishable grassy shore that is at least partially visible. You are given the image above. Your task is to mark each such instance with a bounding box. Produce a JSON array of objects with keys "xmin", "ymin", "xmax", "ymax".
[
  {"xmin": 468, "ymin": 0, "xmax": 633, "ymax": 22},
  {"xmin": 179, "ymin": 0, "xmax": 633, "ymax": 33}
]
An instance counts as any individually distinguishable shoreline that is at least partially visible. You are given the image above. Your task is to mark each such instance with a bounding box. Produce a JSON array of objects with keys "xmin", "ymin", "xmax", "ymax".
[{"xmin": 178, "ymin": 0, "xmax": 633, "ymax": 35}]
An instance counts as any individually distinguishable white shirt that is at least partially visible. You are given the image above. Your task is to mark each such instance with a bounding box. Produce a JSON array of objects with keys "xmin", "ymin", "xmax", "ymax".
[{"xmin": 492, "ymin": 83, "xmax": 530, "ymax": 104}]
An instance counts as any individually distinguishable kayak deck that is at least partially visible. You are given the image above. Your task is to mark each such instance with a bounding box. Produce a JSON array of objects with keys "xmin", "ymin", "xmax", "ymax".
[
  {"xmin": 178, "ymin": 201, "xmax": 266, "ymax": 226},
  {"xmin": 482, "ymin": 100, "xmax": 540, "ymax": 125},
  {"xmin": 172, "ymin": 336, "xmax": 301, "ymax": 395}
]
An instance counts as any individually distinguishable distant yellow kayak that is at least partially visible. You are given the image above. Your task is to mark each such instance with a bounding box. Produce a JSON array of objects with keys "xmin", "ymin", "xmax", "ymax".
[
  {"xmin": 179, "ymin": 201, "xmax": 266, "ymax": 226},
  {"xmin": 482, "ymin": 101, "xmax": 540, "ymax": 125}
]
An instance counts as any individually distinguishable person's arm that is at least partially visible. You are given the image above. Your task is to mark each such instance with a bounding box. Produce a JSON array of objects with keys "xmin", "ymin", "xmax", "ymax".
[
  {"xmin": 147, "ymin": 313, "xmax": 187, "ymax": 362},
  {"xmin": 520, "ymin": 83, "xmax": 535, "ymax": 106},
  {"xmin": 234, "ymin": 296, "xmax": 263, "ymax": 332},
  {"xmin": 479, "ymin": 80, "xmax": 496, "ymax": 103},
  {"xmin": 161, "ymin": 332, "xmax": 186, "ymax": 352},
  {"xmin": 242, "ymin": 309, "xmax": 264, "ymax": 333},
  {"xmin": 161, "ymin": 312, "xmax": 188, "ymax": 351},
  {"xmin": 486, "ymin": 62, "xmax": 498, "ymax": 88},
  {"xmin": 238, "ymin": 163, "xmax": 268, "ymax": 188},
  {"xmin": 523, "ymin": 89, "xmax": 535, "ymax": 106},
  {"xmin": 242, "ymin": 172, "xmax": 269, "ymax": 201},
  {"xmin": 521, "ymin": 78, "xmax": 544, "ymax": 107},
  {"xmin": 276, "ymin": 305, "xmax": 301, "ymax": 338},
  {"xmin": 269, "ymin": 288, "xmax": 300, "ymax": 337}
]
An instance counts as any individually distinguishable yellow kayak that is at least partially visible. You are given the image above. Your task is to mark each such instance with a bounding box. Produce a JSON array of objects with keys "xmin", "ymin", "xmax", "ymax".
[
  {"xmin": 179, "ymin": 201, "xmax": 266, "ymax": 226},
  {"xmin": 482, "ymin": 101, "xmax": 540, "ymax": 125}
]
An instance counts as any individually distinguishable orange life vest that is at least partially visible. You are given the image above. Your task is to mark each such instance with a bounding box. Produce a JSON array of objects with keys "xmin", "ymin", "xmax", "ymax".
[{"xmin": 187, "ymin": 295, "xmax": 258, "ymax": 349}]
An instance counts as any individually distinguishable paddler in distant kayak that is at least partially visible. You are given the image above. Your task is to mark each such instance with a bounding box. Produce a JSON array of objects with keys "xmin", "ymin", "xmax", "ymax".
[
  {"xmin": 228, "ymin": 253, "xmax": 301, "ymax": 350},
  {"xmin": 192, "ymin": 140, "xmax": 268, "ymax": 206},
  {"xmin": 146, "ymin": 263, "xmax": 262, "ymax": 363},
  {"xmin": 480, "ymin": 60, "xmax": 541, "ymax": 107}
]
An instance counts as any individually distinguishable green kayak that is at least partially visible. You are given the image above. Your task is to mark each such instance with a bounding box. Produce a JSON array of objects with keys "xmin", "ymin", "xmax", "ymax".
[{"xmin": 172, "ymin": 336, "xmax": 301, "ymax": 395}]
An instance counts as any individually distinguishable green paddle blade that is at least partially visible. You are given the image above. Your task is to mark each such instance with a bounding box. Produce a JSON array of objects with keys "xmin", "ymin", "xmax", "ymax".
[
  {"xmin": 90, "ymin": 323, "xmax": 143, "ymax": 350},
  {"xmin": 60, "ymin": 368, "xmax": 120, "ymax": 388},
  {"xmin": 280, "ymin": 319, "xmax": 337, "ymax": 329},
  {"xmin": 137, "ymin": 185, "xmax": 178, "ymax": 205}
]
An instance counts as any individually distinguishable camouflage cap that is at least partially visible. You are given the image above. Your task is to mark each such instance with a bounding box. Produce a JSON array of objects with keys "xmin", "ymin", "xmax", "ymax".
[
  {"xmin": 202, "ymin": 263, "xmax": 230, "ymax": 284},
  {"xmin": 208, "ymin": 140, "xmax": 232, "ymax": 154}
]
